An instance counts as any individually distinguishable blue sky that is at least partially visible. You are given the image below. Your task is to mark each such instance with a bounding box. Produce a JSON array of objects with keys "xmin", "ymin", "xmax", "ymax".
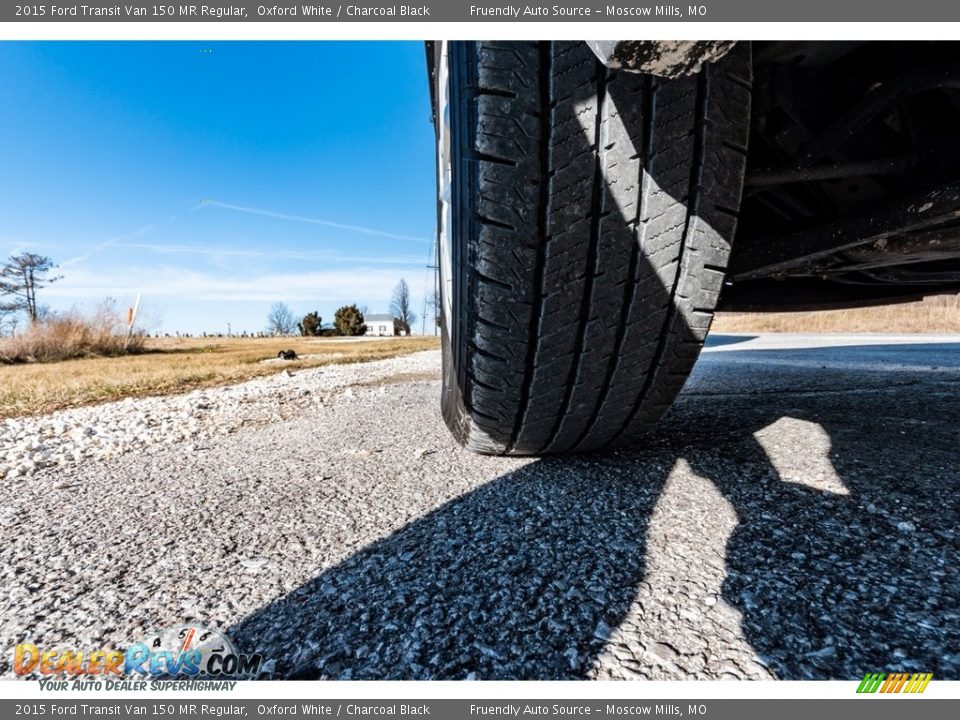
[{"xmin": 0, "ymin": 41, "xmax": 436, "ymax": 334}]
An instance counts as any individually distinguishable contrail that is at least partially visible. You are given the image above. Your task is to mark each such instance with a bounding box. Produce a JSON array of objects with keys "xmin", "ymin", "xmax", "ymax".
[
  {"xmin": 60, "ymin": 224, "xmax": 156, "ymax": 267},
  {"xmin": 124, "ymin": 242, "xmax": 425, "ymax": 265},
  {"xmin": 200, "ymin": 200, "xmax": 432, "ymax": 244}
]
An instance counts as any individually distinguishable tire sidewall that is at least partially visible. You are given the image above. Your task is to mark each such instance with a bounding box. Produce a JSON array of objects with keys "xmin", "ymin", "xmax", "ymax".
[{"xmin": 436, "ymin": 41, "xmax": 465, "ymax": 436}]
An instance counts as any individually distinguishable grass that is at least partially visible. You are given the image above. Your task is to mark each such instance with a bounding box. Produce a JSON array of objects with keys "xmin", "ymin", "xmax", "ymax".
[
  {"xmin": 0, "ymin": 306, "xmax": 146, "ymax": 363},
  {"xmin": 6, "ymin": 292, "xmax": 956, "ymax": 420},
  {"xmin": 712, "ymin": 294, "xmax": 960, "ymax": 334},
  {"xmin": 0, "ymin": 335, "xmax": 440, "ymax": 420}
]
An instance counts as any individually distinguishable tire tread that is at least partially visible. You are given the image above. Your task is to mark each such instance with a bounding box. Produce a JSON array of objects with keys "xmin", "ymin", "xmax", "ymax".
[{"xmin": 444, "ymin": 41, "xmax": 751, "ymax": 454}]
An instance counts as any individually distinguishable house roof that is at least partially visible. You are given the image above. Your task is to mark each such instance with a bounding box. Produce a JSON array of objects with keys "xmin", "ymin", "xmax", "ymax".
[{"xmin": 366, "ymin": 314, "xmax": 394, "ymax": 322}]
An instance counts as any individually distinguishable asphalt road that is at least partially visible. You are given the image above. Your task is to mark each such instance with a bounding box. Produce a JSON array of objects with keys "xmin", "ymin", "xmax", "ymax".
[{"xmin": 1, "ymin": 333, "xmax": 958, "ymax": 680}]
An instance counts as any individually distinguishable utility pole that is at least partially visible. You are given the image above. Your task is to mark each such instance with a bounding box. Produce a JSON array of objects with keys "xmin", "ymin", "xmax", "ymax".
[
  {"xmin": 426, "ymin": 236, "xmax": 439, "ymax": 336},
  {"xmin": 422, "ymin": 235, "xmax": 439, "ymax": 336}
]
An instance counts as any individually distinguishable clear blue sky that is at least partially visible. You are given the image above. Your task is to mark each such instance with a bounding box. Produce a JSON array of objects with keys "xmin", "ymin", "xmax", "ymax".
[{"xmin": 0, "ymin": 41, "xmax": 437, "ymax": 334}]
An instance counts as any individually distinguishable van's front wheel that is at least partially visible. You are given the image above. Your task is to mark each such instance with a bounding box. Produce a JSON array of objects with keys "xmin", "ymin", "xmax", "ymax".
[{"xmin": 437, "ymin": 41, "xmax": 752, "ymax": 455}]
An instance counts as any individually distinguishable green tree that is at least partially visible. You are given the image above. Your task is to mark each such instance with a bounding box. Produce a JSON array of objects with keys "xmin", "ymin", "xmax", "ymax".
[
  {"xmin": 0, "ymin": 253, "xmax": 63, "ymax": 323},
  {"xmin": 298, "ymin": 311, "xmax": 322, "ymax": 336},
  {"xmin": 334, "ymin": 304, "xmax": 367, "ymax": 336}
]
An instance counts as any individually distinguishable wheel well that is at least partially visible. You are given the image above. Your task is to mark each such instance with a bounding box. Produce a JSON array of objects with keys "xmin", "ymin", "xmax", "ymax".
[{"xmin": 724, "ymin": 41, "xmax": 960, "ymax": 310}]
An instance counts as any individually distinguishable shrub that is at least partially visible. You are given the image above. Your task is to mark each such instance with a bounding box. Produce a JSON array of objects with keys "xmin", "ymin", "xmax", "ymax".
[{"xmin": 0, "ymin": 302, "xmax": 145, "ymax": 363}]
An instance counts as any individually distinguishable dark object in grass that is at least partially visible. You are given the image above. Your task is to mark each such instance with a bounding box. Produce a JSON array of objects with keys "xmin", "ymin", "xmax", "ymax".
[{"xmin": 278, "ymin": 350, "xmax": 298, "ymax": 361}]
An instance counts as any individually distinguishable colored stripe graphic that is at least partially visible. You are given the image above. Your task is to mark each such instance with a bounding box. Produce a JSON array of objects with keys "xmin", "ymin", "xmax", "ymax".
[
  {"xmin": 857, "ymin": 673, "xmax": 885, "ymax": 693},
  {"xmin": 887, "ymin": 673, "xmax": 909, "ymax": 693},
  {"xmin": 857, "ymin": 672, "xmax": 932, "ymax": 693}
]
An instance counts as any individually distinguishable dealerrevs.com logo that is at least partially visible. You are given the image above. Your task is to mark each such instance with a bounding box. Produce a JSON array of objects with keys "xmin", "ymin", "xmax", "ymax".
[{"xmin": 14, "ymin": 623, "xmax": 263, "ymax": 686}]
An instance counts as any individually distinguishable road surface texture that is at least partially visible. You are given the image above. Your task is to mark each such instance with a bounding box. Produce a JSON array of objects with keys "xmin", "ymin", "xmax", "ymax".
[{"xmin": 1, "ymin": 334, "xmax": 957, "ymax": 680}]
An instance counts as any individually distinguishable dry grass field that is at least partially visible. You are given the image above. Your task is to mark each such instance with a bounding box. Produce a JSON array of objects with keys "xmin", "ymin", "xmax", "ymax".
[
  {"xmin": 712, "ymin": 294, "xmax": 960, "ymax": 334},
  {"xmin": 4, "ymin": 293, "xmax": 958, "ymax": 421},
  {"xmin": 0, "ymin": 335, "xmax": 439, "ymax": 420}
]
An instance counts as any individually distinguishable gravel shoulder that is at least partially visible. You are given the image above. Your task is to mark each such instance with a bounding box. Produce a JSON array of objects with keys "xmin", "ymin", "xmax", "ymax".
[
  {"xmin": 0, "ymin": 350, "xmax": 441, "ymax": 480},
  {"xmin": 0, "ymin": 335, "xmax": 957, "ymax": 680}
]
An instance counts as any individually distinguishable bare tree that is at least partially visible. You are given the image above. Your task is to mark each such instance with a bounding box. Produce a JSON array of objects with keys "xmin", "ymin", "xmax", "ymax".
[
  {"xmin": 0, "ymin": 308, "xmax": 13, "ymax": 337},
  {"xmin": 0, "ymin": 253, "xmax": 63, "ymax": 323},
  {"xmin": 390, "ymin": 278, "xmax": 417, "ymax": 335},
  {"xmin": 266, "ymin": 302, "xmax": 296, "ymax": 335},
  {"xmin": 429, "ymin": 289, "xmax": 441, "ymax": 333}
]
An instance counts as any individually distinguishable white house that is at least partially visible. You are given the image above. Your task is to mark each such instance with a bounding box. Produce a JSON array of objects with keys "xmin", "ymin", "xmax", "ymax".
[{"xmin": 365, "ymin": 313, "xmax": 395, "ymax": 336}]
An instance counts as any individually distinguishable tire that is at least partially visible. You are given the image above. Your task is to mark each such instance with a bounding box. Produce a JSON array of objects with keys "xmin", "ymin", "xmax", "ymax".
[{"xmin": 436, "ymin": 41, "xmax": 752, "ymax": 455}]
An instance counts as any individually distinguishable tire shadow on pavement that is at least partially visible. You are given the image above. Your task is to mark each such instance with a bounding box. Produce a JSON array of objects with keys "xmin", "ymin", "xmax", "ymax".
[
  {"xmin": 229, "ymin": 451, "xmax": 670, "ymax": 679},
  {"xmin": 228, "ymin": 341, "xmax": 960, "ymax": 680}
]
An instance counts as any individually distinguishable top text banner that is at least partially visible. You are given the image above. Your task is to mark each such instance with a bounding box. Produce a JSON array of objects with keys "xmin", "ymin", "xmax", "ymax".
[{"xmin": 6, "ymin": 1, "xmax": 960, "ymax": 22}]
